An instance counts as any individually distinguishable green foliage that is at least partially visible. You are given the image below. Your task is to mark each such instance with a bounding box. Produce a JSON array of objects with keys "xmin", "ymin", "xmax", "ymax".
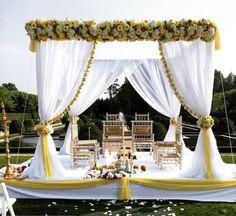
[
  {"xmin": 105, "ymin": 78, "xmax": 120, "ymax": 99},
  {"xmin": 0, "ymin": 155, "xmax": 32, "ymax": 168},
  {"xmin": 9, "ymin": 120, "xmax": 23, "ymax": 134},
  {"xmin": 218, "ymin": 118, "xmax": 234, "ymax": 134},
  {"xmin": 77, "ymin": 118, "xmax": 85, "ymax": 132},
  {"xmin": 80, "ymin": 115, "xmax": 90, "ymax": 124},
  {"xmin": 0, "ymin": 87, "xmax": 16, "ymax": 112},
  {"xmin": 23, "ymin": 119, "xmax": 35, "ymax": 132},
  {"xmin": 1, "ymin": 83, "xmax": 17, "ymax": 91},
  {"xmin": 79, "ymin": 123, "xmax": 102, "ymax": 143},
  {"xmin": 153, "ymin": 122, "xmax": 167, "ymax": 141},
  {"xmin": 0, "ymin": 84, "xmax": 37, "ymax": 113}
]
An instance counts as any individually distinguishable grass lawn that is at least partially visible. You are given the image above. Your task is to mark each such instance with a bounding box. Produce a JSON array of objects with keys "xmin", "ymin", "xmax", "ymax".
[
  {"xmin": 1, "ymin": 155, "xmax": 236, "ymax": 215},
  {"xmin": 0, "ymin": 155, "xmax": 32, "ymax": 168}
]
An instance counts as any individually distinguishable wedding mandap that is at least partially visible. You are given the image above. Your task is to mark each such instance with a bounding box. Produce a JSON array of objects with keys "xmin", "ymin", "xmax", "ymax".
[{"xmin": 2, "ymin": 19, "xmax": 236, "ymax": 202}]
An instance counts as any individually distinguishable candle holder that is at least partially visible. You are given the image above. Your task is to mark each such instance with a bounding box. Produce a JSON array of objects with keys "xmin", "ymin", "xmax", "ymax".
[{"xmin": 1, "ymin": 101, "xmax": 15, "ymax": 179}]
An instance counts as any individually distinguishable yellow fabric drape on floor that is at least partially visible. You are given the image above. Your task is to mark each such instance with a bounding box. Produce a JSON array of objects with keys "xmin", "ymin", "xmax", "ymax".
[
  {"xmin": 0, "ymin": 178, "xmax": 117, "ymax": 189},
  {"xmin": 2, "ymin": 178, "xmax": 236, "ymax": 200},
  {"xmin": 119, "ymin": 177, "xmax": 131, "ymax": 200}
]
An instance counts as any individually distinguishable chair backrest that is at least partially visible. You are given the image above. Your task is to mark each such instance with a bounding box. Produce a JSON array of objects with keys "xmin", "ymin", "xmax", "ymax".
[
  {"xmin": 106, "ymin": 113, "xmax": 120, "ymax": 121},
  {"xmin": 0, "ymin": 183, "xmax": 15, "ymax": 216},
  {"xmin": 103, "ymin": 121, "xmax": 124, "ymax": 137},
  {"xmin": 132, "ymin": 113, "xmax": 153, "ymax": 135},
  {"xmin": 135, "ymin": 113, "xmax": 150, "ymax": 121}
]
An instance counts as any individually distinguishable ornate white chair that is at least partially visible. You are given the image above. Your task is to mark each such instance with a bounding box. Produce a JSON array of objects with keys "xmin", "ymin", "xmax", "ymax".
[
  {"xmin": 0, "ymin": 183, "xmax": 16, "ymax": 216},
  {"xmin": 70, "ymin": 116, "xmax": 100, "ymax": 167},
  {"xmin": 154, "ymin": 116, "xmax": 183, "ymax": 170},
  {"xmin": 131, "ymin": 113, "xmax": 154, "ymax": 154},
  {"xmin": 102, "ymin": 113, "xmax": 125, "ymax": 154},
  {"xmin": 72, "ymin": 140, "xmax": 100, "ymax": 167}
]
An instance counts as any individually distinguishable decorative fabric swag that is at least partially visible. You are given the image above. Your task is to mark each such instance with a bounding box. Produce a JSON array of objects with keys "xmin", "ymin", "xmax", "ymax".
[{"xmin": 25, "ymin": 19, "xmax": 220, "ymax": 49}]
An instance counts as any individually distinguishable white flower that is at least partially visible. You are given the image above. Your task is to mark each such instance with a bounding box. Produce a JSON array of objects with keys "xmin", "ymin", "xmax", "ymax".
[
  {"xmin": 67, "ymin": 29, "xmax": 75, "ymax": 39},
  {"xmin": 149, "ymin": 20, "xmax": 157, "ymax": 28},
  {"xmin": 55, "ymin": 24, "xmax": 63, "ymax": 34}
]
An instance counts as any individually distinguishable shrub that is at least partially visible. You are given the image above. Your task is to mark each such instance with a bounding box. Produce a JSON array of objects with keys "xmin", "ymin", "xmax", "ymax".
[
  {"xmin": 9, "ymin": 120, "xmax": 23, "ymax": 134},
  {"xmin": 153, "ymin": 122, "xmax": 167, "ymax": 141},
  {"xmin": 80, "ymin": 115, "xmax": 90, "ymax": 124},
  {"xmin": 94, "ymin": 119, "xmax": 103, "ymax": 130},
  {"xmin": 79, "ymin": 124, "xmax": 102, "ymax": 143},
  {"xmin": 23, "ymin": 119, "xmax": 35, "ymax": 132}
]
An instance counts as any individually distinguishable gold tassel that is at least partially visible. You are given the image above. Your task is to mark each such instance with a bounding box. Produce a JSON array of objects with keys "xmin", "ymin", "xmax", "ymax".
[
  {"xmin": 29, "ymin": 40, "xmax": 38, "ymax": 52},
  {"xmin": 215, "ymin": 29, "xmax": 221, "ymax": 50}
]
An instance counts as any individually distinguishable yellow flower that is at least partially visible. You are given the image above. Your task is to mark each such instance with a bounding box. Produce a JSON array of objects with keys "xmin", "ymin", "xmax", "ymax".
[
  {"xmin": 124, "ymin": 24, "xmax": 130, "ymax": 31},
  {"xmin": 52, "ymin": 35, "xmax": 58, "ymax": 40},
  {"xmin": 59, "ymin": 32, "xmax": 65, "ymax": 39},
  {"xmin": 136, "ymin": 29, "xmax": 141, "ymax": 35},
  {"xmin": 141, "ymin": 21, "xmax": 146, "ymax": 27},
  {"xmin": 30, "ymin": 22, "xmax": 37, "ymax": 29},
  {"xmin": 117, "ymin": 24, "xmax": 123, "ymax": 31},
  {"xmin": 97, "ymin": 28, "xmax": 102, "ymax": 35},
  {"xmin": 130, "ymin": 20, "xmax": 136, "ymax": 27},
  {"xmin": 86, "ymin": 20, "xmax": 95, "ymax": 27},
  {"xmin": 193, "ymin": 24, "xmax": 198, "ymax": 30},
  {"xmin": 148, "ymin": 27, "xmax": 153, "ymax": 33},
  {"xmin": 160, "ymin": 28, "xmax": 166, "ymax": 34},
  {"xmin": 63, "ymin": 26, "xmax": 69, "ymax": 32}
]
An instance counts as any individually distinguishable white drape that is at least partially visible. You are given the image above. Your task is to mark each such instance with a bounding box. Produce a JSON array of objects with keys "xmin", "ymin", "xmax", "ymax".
[
  {"xmin": 126, "ymin": 59, "xmax": 181, "ymax": 141},
  {"xmin": 23, "ymin": 40, "xmax": 94, "ymax": 179},
  {"xmin": 60, "ymin": 60, "xmax": 125, "ymax": 154},
  {"xmin": 163, "ymin": 40, "xmax": 233, "ymax": 179}
]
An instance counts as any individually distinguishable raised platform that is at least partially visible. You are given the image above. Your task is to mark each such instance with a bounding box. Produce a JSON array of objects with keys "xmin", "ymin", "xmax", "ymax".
[{"xmin": 1, "ymin": 152, "xmax": 236, "ymax": 202}]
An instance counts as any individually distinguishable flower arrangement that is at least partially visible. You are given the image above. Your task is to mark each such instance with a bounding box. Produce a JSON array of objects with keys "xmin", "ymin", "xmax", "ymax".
[
  {"xmin": 197, "ymin": 116, "xmax": 214, "ymax": 128},
  {"xmin": 170, "ymin": 118, "xmax": 177, "ymax": 125},
  {"xmin": 35, "ymin": 123, "xmax": 54, "ymax": 135},
  {"xmin": 25, "ymin": 19, "xmax": 217, "ymax": 43}
]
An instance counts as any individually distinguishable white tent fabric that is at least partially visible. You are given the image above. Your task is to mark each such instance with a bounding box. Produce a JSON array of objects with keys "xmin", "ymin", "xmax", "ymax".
[
  {"xmin": 162, "ymin": 39, "xmax": 233, "ymax": 179},
  {"xmin": 126, "ymin": 59, "xmax": 181, "ymax": 141},
  {"xmin": 60, "ymin": 60, "xmax": 125, "ymax": 154},
  {"xmin": 23, "ymin": 40, "xmax": 94, "ymax": 179}
]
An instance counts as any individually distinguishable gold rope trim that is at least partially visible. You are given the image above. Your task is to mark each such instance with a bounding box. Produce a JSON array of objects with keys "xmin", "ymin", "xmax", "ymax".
[
  {"xmin": 158, "ymin": 41, "xmax": 202, "ymax": 119},
  {"xmin": 47, "ymin": 41, "xmax": 97, "ymax": 125}
]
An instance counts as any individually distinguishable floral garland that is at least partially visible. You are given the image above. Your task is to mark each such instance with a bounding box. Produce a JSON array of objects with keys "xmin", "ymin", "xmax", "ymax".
[
  {"xmin": 35, "ymin": 123, "xmax": 54, "ymax": 136},
  {"xmin": 25, "ymin": 19, "xmax": 217, "ymax": 43},
  {"xmin": 197, "ymin": 116, "xmax": 214, "ymax": 128}
]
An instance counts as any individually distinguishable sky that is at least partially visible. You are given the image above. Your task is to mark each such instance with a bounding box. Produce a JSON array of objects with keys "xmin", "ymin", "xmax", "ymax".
[{"xmin": 0, "ymin": 0, "xmax": 236, "ymax": 94}]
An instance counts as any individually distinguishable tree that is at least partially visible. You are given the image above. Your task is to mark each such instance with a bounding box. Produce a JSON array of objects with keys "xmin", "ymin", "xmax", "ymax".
[
  {"xmin": 1, "ymin": 83, "xmax": 17, "ymax": 91},
  {"xmin": 105, "ymin": 79, "xmax": 120, "ymax": 99},
  {"xmin": 24, "ymin": 119, "xmax": 35, "ymax": 132},
  {"xmin": 0, "ymin": 87, "xmax": 16, "ymax": 112}
]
